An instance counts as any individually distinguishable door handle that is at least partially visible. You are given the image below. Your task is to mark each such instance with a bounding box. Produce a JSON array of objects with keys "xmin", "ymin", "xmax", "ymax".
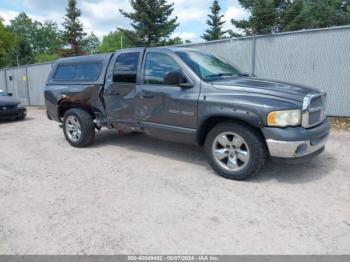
[{"xmin": 141, "ymin": 92, "xmax": 154, "ymax": 98}]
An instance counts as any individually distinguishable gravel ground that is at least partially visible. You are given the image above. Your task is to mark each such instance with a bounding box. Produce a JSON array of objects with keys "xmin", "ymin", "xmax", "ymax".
[{"xmin": 0, "ymin": 107, "xmax": 349, "ymax": 255}]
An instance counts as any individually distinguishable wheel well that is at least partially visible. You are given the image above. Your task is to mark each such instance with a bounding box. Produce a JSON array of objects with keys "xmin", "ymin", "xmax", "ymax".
[
  {"xmin": 58, "ymin": 102, "xmax": 95, "ymax": 120},
  {"xmin": 197, "ymin": 116, "xmax": 265, "ymax": 145}
]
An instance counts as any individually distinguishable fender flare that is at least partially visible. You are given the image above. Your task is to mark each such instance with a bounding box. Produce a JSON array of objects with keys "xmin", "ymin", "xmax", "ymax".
[{"xmin": 197, "ymin": 110, "xmax": 264, "ymax": 145}]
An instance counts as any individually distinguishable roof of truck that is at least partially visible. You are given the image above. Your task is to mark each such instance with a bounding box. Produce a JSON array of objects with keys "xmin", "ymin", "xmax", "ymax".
[
  {"xmin": 54, "ymin": 47, "xmax": 200, "ymax": 64},
  {"xmin": 118, "ymin": 47, "xmax": 199, "ymax": 52},
  {"xmin": 55, "ymin": 53, "xmax": 113, "ymax": 64}
]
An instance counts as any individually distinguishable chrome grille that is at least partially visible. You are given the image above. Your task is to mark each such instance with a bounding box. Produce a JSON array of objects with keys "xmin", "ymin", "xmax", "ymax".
[
  {"xmin": 310, "ymin": 96, "xmax": 323, "ymax": 108},
  {"xmin": 0, "ymin": 104, "xmax": 17, "ymax": 111},
  {"xmin": 302, "ymin": 93, "xmax": 327, "ymax": 128}
]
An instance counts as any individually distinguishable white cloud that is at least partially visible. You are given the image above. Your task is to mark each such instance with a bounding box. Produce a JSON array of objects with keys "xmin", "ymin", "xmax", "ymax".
[
  {"xmin": 175, "ymin": 7, "xmax": 206, "ymax": 24},
  {"xmin": 172, "ymin": 0, "xmax": 210, "ymax": 24},
  {"xmin": 224, "ymin": 5, "xmax": 249, "ymax": 22},
  {"xmin": 1, "ymin": 0, "xmax": 249, "ymax": 42},
  {"xmin": 0, "ymin": 7, "xmax": 63, "ymax": 27},
  {"xmin": 81, "ymin": 0, "xmax": 130, "ymax": 23},
  {"xmin": 0, "ymin": 9, "xmax": 20, "ymax": 25},
  {"xmin": 223, "ymin": 1, "xmax": 249, "ymax": 34}
]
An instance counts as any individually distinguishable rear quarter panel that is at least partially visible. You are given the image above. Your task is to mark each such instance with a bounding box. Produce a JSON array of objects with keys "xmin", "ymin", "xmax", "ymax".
[{"xmin": 45, "ymin": 54, "xmax": 113, "ymax": 121}]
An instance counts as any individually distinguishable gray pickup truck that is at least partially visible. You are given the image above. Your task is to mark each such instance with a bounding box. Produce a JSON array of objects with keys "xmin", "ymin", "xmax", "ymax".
[{"xmin": 44, "ymin": 47, "xmax": 330, "ymax": 180}]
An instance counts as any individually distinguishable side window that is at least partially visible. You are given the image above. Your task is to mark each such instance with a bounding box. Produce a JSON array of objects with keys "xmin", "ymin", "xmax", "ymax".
[
  {"xmin": 53, "ymin": 63, "xmax": 102, "ymax": 81},
  {"xmin": 144, "ymin": 52, "xmax": 181, "ymax": 85},
  {"xmin": 113, "ymin": 52, "xmax": 140, "ymax": 83}
]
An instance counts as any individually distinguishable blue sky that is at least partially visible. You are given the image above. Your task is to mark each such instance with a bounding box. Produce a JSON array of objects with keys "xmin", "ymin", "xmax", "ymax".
[{"xmin": 0, "ymin": 0, "xmax": 249, "ymax": 42}]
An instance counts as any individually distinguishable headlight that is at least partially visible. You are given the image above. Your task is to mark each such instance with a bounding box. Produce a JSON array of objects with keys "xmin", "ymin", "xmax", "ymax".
[{"xmin": 267, "ymin": 110, "xmax": 301, "ymax": 127}]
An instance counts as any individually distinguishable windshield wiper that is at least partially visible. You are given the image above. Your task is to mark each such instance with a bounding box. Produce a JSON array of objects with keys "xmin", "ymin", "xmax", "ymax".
[
  {"xmin": 203, "ymin": 73, "xmax": 235, "ymax": 80},
  {"xmin": 238, "ymin": 73, "xmax": 250, "ymax": 77}
]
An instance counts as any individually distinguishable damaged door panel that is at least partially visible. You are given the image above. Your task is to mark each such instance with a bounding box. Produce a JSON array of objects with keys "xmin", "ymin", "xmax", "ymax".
[{"xmin": 104, "ymin": 49, "xmax": 144, "ymax": 131}]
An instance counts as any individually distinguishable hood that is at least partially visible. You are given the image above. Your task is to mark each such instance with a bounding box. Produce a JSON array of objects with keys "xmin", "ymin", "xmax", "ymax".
[
  {"xmin": 212, "ymin": 76, "xmax": 321, "ymax": 102},
  {"xmin": 0, "ymin": 95, "xmax": 21, "ymax": 106}
]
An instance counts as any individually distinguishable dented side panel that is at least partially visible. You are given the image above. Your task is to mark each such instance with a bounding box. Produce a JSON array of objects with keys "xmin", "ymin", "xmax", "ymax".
[
  {"xmin": 103, "ymin": 48, "xmax": 146, "ymax": 128},
  {"xmin": 45, "ymin": 53, "xmax": 113, "ymax": 121},
  {"xmin": 45, "ymin": 84, "xmax": 106, "ymax": 121}
]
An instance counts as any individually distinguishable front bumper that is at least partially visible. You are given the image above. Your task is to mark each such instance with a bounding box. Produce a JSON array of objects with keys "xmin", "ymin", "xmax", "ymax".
[
  {"xmin": 262, "ymin": 118, "xmax": 330, "ymax": 158},
  {"xmin": 266, "ymin": 136, "xmax": 327, "ymax": 158},
  {"xmin": 0, "ymin": 107, "xmax": 26, "ymax": 119}
]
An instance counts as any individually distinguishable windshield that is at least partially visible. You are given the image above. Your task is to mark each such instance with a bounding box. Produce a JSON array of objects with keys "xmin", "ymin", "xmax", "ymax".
[
  {"xmin": 176, "ymin": 51, "xmax": 241, "ymax": 81},
  {"xmin": 0, "ymin": 89, "xmax": 7, "ymax": 96}
]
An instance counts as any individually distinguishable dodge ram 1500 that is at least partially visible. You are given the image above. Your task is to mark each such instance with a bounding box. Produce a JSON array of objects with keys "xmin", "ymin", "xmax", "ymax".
[{"xmin": 45, "ymin": 47, "xmax": 330, "ymax": 180}]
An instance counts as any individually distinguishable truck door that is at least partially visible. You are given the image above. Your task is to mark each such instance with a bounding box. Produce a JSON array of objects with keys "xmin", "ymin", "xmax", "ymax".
[
  {"xmin": 137, "ymin": 50, "xmax": 199, "ymax": 142},
  {"xmin": 104, "ymin": 50, "xmax": 143, "ymax": 127}
]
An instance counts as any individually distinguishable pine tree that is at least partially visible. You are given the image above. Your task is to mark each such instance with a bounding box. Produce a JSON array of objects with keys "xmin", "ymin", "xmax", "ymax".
[
  {"xmin": 62, "ymin": 0, "xmax": 86, "ymax": 56},
  {"xmin": 202, "ymin": 0, "xmax": 228, "ymax": 41},
  {"xmin": 119, "ymin": 0, "xmax": 179, "ymax": 47},
  {"xmin": 232, "ymin": 0, "xmax": 350, "ymax": 36},
  {"xmin": 231, "ymin": 0, "xmax": 278, "ymax": 35},
  {"xmin": 281, "ymin": 0, "xmax": 350, "ymax": 32}
]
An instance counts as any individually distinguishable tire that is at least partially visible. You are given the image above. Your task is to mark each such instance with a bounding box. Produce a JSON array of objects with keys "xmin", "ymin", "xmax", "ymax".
[
  {"xmin": 16, "ymin": 111, "xmax": 26, "ymax": 120},
  {"xmin": 204, "ymin": 121, "xmax": 267, "ymax": 180},
  {"xmin": 63, "ymin": 108, "xmax": 95, "ymax": 147}
]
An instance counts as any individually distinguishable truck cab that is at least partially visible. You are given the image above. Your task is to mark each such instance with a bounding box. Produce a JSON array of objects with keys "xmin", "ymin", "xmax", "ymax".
[{"xmin": 45, "ymin": 47, "xmax": 330, "ymax": 180}]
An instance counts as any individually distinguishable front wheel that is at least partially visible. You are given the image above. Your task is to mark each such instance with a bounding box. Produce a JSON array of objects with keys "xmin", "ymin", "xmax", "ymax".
[
  {"xmin": 204, "ymin": 122, "xmax": 267, "ymax": 180},
  {"xmin": 63, "ymin": 108, "xmax": 95, "ymax": 147},
  {"xmin": 16, "ymin": 110, "xmax": 26, "ymax": 120}
]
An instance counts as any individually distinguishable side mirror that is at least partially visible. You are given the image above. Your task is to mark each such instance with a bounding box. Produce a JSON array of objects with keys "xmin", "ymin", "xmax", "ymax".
[
  {"xmin": 164, "ymin": 70, "xmax": 193, "ymax": 88},
  {"xmin": 7, "ymin": 93, "xmax": 13, "ymax": 96}
]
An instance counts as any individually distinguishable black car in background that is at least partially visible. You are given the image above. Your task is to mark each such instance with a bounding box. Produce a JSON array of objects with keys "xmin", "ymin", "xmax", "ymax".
[{"xmin": 0, "ymin": 89, "xmax": 26, "ymax": 121}]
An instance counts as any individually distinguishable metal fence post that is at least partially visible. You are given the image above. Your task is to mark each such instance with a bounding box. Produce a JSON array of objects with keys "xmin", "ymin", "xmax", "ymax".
[
  {"xmin": 25, "ymin": 65, "xmax": 31, "ymax": 105},
  {"xmin": 251, "ymin": 35, "xmax": 256, "ymax": 76},
  {"xmin": 4, "ymin": 70, "xmax": 8, "ymax": 92}
]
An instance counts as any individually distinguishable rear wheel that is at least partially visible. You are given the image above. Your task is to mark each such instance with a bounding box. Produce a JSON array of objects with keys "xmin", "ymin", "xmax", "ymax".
[
  {"xmin": 63, "ymin": 108, "xmax": 95, "ymax": 147},
  {"xmin": 204, "ymin": 121, "xmax": 266, "ymax": 180}
]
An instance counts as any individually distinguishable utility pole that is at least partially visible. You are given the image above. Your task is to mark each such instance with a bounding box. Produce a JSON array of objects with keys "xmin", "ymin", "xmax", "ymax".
[{"xmin": 121, "ymin": 33, "xmax": 123, "ymax": 49}]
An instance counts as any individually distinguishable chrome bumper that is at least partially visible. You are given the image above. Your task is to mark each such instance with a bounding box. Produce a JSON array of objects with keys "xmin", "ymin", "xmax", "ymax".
[{"xmin": 266, "ymin": 134, "xmax": 329, "ymax": 158}]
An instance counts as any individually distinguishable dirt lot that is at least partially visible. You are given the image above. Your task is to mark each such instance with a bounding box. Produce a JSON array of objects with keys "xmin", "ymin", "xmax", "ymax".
[{"xmin": 0, "ymin": 107, "xmax": 349, "ymax": 255}]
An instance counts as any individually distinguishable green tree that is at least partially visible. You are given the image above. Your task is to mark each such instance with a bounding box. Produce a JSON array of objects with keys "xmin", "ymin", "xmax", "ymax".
[
  {"xmin": 96, "ymin": 30, "xmax": 133, "ymax": 53},
  {"xmin": 7, "ymin": 13, "xmax": 35, "ymax": 65},
  {"xmin": 0, "ymin": 17, "xmax": 15, "ymax": 68},
  {"xmin": 232, "ymin": 0, "xmax": 350, "ymax": 35},
  {"xmin": 82, "ymin": 32, "xmax": 101, "ymax": 54},
  {"xmin": 202, "ymin": 0, "xmax": 228, "ymax": 40},
  {"xmin": 8, "ymin": 37, "xmax": 34, "ymax": 66},
  {"xmin": 231, "ymin": 0, "xmax": 279, "ymax": 35},
  {"xmin": 281, "ymin": 0, "xmax": 350, "ymax": 32},
  {"xmin": 62, "ymin": 0, "xmax": 86, "ymax": 56},
  {"xmin": 161, "ymin": 36, "xmax": 192, "ymax": 45},
  {"xmin": 33, "ymin": 52, "xmax": 59, "ymax": 63},
  {"xmin": 8, "ymin": 13, "xmax": 34, "ymax": 42},
  {"xmin": 33, "ymin": 21, "xmax": 62, "ymax": 55},
  {"xmin": 119, "ymin": 0, "xmax": 179, "ymax": 47},
  {"xmin": 7, "ymin": 13, "xmax": 62, "ymax": 66}
]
